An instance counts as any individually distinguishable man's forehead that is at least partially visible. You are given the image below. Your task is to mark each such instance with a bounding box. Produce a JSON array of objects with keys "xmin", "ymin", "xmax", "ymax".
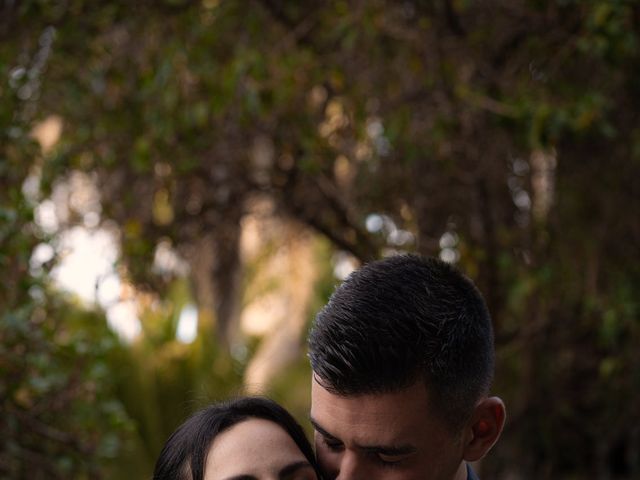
[
  {"xmin": 311, "ymin": 374, "xmax": 431, "ymax": 403},
  {"xmin": 310, "ymin": 376, "xmax": 437, "ymax": 431},
  {"xmin": 309, "ymin": 376, "xmax": 464, "ymax": 473}
]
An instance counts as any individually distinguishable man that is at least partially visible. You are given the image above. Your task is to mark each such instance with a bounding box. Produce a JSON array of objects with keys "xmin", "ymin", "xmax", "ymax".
[{"xmin": 308, "ymin": 254, "xmax": 505, "ymax": 480}]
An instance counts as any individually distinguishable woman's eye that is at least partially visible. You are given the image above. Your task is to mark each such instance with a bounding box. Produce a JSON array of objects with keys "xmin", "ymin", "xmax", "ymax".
[{"xmin": 292, "ymin": 472, "xmax": 318, "ymax": 480}]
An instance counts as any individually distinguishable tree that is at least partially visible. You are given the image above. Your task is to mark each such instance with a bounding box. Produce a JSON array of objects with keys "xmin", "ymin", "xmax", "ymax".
[
  {"xmin": 3, "ymin": 1, "xmax": 639, "ymax": 477},
  {"xmin": 0, "ymin": 67, "xmax": 132, "ymax": 478}
]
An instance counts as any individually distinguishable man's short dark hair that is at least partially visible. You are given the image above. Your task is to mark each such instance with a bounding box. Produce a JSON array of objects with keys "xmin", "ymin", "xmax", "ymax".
[{"xmin": 308, "ymin": 254, "xmax": 495, "ymax": 431}]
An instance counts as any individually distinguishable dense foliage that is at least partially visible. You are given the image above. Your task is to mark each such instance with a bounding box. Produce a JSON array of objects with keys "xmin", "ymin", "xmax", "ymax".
[
  {"xmin": 0, "ymin": 85, "xmax": 131, "ymax": 478},
  {"xmin": 2, "ymin": 1, "xmax": 639, "ymax": 478}
]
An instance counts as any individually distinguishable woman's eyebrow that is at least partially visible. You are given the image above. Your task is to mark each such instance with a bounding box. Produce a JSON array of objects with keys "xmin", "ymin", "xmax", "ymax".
[
  {"xmin": 221, "ymin": 461, "xmax": 314, "ymax": 480},
  {"xmin": 279, "ymin": 460, "xmax": 314, "ymax": 479}
]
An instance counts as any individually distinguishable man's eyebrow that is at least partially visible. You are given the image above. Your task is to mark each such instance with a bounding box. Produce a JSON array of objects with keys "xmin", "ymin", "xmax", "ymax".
[
  {"xmin": 309, "ymin": 417, "xmax": 416, "ymax": 456},
  {"xmin": 309, "ymin": 417, "xmax": 340, "ymax": 441},
  {"xmin": 279, "ymin": 460, "xmax": 314, "ymax": 478},
  {"xmin": 360, "ymin": 443, "xmax": 417, "ymax": 456}
]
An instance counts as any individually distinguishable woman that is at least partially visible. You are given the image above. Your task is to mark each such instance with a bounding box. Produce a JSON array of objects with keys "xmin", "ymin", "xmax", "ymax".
[{"xmin": 153, "ymin": 396, "xmax": 321, "ymax": 480}]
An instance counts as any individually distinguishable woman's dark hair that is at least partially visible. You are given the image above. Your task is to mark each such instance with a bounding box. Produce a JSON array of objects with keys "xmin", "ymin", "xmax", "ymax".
[{"xmin": 153, "ymin": 396, "xmax": 320, "ymax": 480}]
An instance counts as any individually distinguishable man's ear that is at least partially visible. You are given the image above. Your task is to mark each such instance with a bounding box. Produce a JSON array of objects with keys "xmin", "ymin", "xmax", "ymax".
[{"xmin": 462, "ymin": 396, "xmax": 506, "ymax": 462}]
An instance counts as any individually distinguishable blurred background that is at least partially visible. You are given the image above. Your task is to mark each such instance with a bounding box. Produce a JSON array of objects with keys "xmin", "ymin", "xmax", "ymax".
[{"xmin": 1, "ymin": 1, "xmax": 639, "ymax": 478}]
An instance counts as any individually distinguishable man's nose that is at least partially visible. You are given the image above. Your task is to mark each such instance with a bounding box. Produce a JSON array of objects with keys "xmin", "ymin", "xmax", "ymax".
[{"xmin": 335, "ymin": 451, "xmax": 367, "ymax": 480}]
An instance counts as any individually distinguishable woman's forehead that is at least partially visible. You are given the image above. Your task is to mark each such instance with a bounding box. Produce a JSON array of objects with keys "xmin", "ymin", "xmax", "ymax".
[{"xmin": 205, "ymin": 418, "xmax": 311, "ymax": 480}]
